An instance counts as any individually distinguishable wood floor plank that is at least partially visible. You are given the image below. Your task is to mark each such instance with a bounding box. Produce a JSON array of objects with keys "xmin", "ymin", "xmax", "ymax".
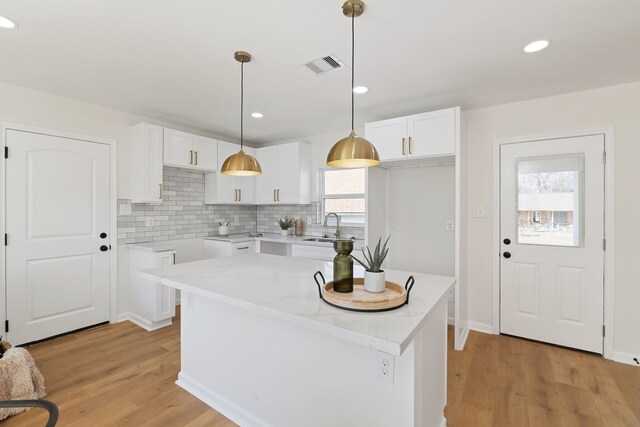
[{"xmin": 3, "ymin": 314, "xmax": 639, "ymax": 426}]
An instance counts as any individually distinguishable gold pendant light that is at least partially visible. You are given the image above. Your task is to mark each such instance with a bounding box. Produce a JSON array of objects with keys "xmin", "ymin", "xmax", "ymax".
[
  {"xmin": 326, "ymin": 0, "xmax": 380, "ymax": 168},
  {"xmin": 221, "ymin": 51, "xmax": 262, "ymax": 176}
]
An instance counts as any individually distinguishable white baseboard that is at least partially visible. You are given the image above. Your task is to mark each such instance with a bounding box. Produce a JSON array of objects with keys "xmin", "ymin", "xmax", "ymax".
[
  {"xmin": 468, "ymin": 321, "xmax": 495, "ymax": 335},
  {"xmin": 116, "ymin": 312, "xmax": 131, "ymax": 323},
  {"xmin": 128, "ymin": 312, "xmax": 172, "ymax": 332},
  {"xmin": 177, "ymin": 372, "xmax": 269, "ymax": 427},
  {"xmin": 611, "ymin": 351, "xmax": 640, "ymax": 367},
  {"xmin": 440, "ymin": 416, "xmax": 447, "ymax": 427},
  {"xmin": 447, "ymin": 316, "xmax": 455, "ymax": 326},
  {"xmin": 455, "ymin": 323, "xmax": 470, "ymax": 351}
]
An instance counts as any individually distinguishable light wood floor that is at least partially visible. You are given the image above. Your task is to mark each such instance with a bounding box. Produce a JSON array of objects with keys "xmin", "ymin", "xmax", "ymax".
[{"xmin": 5, "ymin": 311, "xmax": 640, "ymax": 426}]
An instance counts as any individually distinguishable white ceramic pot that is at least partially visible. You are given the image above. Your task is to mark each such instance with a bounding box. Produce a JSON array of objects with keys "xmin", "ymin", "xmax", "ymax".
[
  {"xmin": 364, "ymin": 270, "xmax": 386, "ymax": 293},
  {"xmin": 281, "ymin": 229, "xmax": 290, "ymax": 236},
  {"xmin": 218, "ymin": 225, "xmax": 229, "ymax": 236}
]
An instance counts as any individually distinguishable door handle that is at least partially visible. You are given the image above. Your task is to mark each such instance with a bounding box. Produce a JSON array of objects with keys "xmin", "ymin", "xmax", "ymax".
[
  {"xmin": 194, "ymin": 151, "xmax": 198, "ymax": 165},
  {"xmin": 189, "ymin": 150, "xmax": 193, "ymax": 165},
  {"xmin": 408, "ymin": 136, "xmax": 412, "ymax": 155},
  {"xmin": 100, "ymin": 232, "xmax": 107, "ymax": 239},
  {"xmin": 402, "ymin": 137, "xmax": 405, "ymax": 155},
  {"xmin": 100, "ymin": 245, "xmax": 109, "ymax": 252},
  {"xmin": 503, "ymin": 252, "xmax": 511, "ymax": 259},
  {"xmin": 503, "ymin": 238, "xmax": 511, "ymax": 245}
]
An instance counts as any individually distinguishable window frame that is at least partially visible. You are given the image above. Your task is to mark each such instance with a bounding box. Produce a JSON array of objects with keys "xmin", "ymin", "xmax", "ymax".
[{"xmin": 319, "ymin": 167, "xmax": 366, "ymax": 228}]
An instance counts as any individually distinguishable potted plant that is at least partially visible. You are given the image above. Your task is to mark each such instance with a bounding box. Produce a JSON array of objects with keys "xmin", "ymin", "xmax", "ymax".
[
  {"xmin": 351, "ymin": 236, "xmax": 390, "ymax": 293},
  {"xmin": 277, "ymin": 216, "xmax": 295, "ymax": 236}
]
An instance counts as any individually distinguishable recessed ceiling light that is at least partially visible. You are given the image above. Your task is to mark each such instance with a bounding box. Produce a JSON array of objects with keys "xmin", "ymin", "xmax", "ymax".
[
  {"xmin": 523, "ymin": 40, "xmax": 550, "ymax": 53},
  {"xmin": 353, "ymin": 86, "xmax": 369, "ymax": 94},
  {"xmin": 251, "ymin": 112, "xmax": 264, "ymax": 119},
  {"xmin": 0, "ymin": 15, "xmax": 18, "ymax": 30}
]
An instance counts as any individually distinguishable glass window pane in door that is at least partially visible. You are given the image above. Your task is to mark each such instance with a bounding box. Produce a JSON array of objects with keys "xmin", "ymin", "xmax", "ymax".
[{"xmin": 516, "ymin": 155, "xmax": 584, "ymax": 247}]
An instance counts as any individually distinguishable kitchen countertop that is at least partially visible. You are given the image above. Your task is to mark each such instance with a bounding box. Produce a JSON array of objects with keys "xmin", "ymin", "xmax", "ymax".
[
  {"xmin": 138, "ymin": 252, "xmax": 455, "ymax": 355},
  {"xmin": 205, "ymin": 232, "xmax": 364, "ymax": 249},
  {"xmin": 128, "ymin": 241, "xmax": 180, "ymax": 252}
]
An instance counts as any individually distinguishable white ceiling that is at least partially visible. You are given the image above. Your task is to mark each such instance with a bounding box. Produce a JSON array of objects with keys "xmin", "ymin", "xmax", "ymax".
[{"xmin": 0, "ymin": 1, "xmax": 639, "ymax": 144}]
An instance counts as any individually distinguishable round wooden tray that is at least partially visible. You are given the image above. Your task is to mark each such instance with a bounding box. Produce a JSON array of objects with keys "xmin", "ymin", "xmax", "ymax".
[{"xmin": 313, "ymin": 272, "xmax": 415, "ymax": 312}]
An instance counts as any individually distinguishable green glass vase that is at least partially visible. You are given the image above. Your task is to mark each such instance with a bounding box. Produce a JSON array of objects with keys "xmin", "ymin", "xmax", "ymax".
[{"xmin": 333, "ymin": 240, "xmax": 354, "ymax": 293}]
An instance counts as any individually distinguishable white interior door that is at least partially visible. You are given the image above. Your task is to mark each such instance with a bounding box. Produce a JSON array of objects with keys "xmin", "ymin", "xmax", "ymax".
[
  {"xmin": 500, "ymin": 135, "xmax": 605, "ymax": 353},
  {"xmin": 5, "ymin": 129, "xmax": 111, "ymax": 345}
]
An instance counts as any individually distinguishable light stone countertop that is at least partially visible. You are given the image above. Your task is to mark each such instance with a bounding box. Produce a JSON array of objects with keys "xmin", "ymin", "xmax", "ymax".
[
  {"xmin": 128, "ymin": 241, "xmax": 180, "ymax": 252},
  {"xmin": 138, "ymin": 252, "xmax": 455, "ymax": 355},
  {"xmin": 205, "ymin": 232, "xmax": 364, "ymax": 249}
]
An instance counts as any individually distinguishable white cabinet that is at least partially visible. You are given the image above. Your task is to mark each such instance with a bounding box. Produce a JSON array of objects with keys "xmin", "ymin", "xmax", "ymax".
[
  {"xmin": 364, "ymin": 107, "xmax": 458, "ymax": 163},
  {"xmin": 204, "ymin": 141, "xmax": 256, "ymax": 204},
  {"xmin": 291, "ymin": 244, "xmax": 335, "ymax": 262},
  {"xmin": 204, "ymin": 239, "xmax": 258, "ymax": 257},
  {"xmin": 129, "ymin": 248, "xmax": 176, "ymax": 331},
  {"xmin": 130, "ymin": 123, "xmax": 164, "ymax": 204},
  {"xmin": 255, "ymin": 142, "xmax": 311, "ymax": 204},
  {"xmin": 163, "ymin": 128, "xmax": 217, "ymax": 172}
]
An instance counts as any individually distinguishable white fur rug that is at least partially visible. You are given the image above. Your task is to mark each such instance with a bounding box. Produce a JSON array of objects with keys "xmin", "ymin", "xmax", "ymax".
[{"xmin": 0, "ymin": 347, "xmax": 46, "ymax": 420}]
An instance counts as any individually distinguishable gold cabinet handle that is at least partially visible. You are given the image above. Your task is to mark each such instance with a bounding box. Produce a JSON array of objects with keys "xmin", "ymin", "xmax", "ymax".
[
  {"xmin": 274, "ymin": 189, "xmax": 277, "ymax": 202},
  {"xmin": 235, "ymin": 189, "xmax": 238, "ymax": 202},
  {"xmin": 239, "ymin": 189, "xmax": 242, "ymax": 202},
  {"xmin": 159, "ymin": 183, "xmax": 163, "ymax": 199},
  {"xmin": 194, "ymin": 151, "xmax": 198, "ymax": 165},
  {"xmin": 172, "ymin": 253, "xmax": 176, "ymax": 264},
  {"xmin": 277, "ymin": 189, "xmax": 280, "ymax": 202},
  {"xmin": 402, "ymin": 137, "xmax": 405, "ymax": 155},
  {"xmin": 408, "ymin": 136, "xmax": 412, "ymax": 155},
  {"xmin": 189, "ymin": 150, "xmax": 193, "ymax": 165}
]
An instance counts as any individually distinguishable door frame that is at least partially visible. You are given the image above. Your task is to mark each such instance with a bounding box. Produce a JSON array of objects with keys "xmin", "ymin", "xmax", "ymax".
[
  {"xmin": 491, "ymin": 128, "xmax": 615, "ymax": 359},
  {"xmin": 0, "ymin": 122, "xmax": 119, "ymax": 339}
]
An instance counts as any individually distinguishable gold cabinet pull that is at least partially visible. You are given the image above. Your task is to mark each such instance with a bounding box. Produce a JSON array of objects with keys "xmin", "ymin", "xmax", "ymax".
[
  {"xmin": 159, "ymin": 183, "xmax": 163, "ymax": 199},
  {"xmin": 189, "ymin": 150, "xmax": 193, "ymax": 164},
  {"xmin": 274, "ymin": 189, "xmax": 277, "ymax": 202},
  {"xmin": 235, "ymin": 189, "xmax": 239, "ymax": 202},
  {"xmin": 194, "ymin": 151, "xmax": 198, "ymax": 165},
  {"xmin": 277, "ymin": 189, "xmax": 280, "ymax": 202},
  {"xmin": 239, "ymin": 189, "xmax": 242, "ymax": 202},
  {"xmin": 172, "ymin": 253, "xmax": 176, "ymax": 265},
  {"xmin": 408, "ymin": 136, "xmax": 412, "ymax": 155},
  {"xmin": 402, "ymin": 137, "xmax": 405, "ymax": 155}
]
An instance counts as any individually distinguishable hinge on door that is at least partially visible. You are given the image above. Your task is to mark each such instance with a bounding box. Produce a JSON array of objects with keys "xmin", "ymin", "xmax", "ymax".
[
  {"xmin": 4, "ymin": 320, "xmax": 8, "ymax": 333},
  {"xmin": 3, "ymin": 147, "xmax": 7, "ymax": 159},
  {"xmin": 603, "ymin": 151, "xmax": 607, "ymax": 164}
]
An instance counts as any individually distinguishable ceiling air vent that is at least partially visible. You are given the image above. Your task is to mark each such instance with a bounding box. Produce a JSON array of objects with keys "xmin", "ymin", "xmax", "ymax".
[{"xmin": 302, "ymin": 54, "xmax": 345, "ymax": 75}]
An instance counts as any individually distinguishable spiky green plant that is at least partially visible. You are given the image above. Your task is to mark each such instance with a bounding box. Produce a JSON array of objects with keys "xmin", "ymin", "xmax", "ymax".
[
  {"xmin": 277, "ymin": 216, "xmax": 295, "ymax": 230},
  {"xmin": 351, "ymin": 236, "xmax": 390, "ymax": 272}
]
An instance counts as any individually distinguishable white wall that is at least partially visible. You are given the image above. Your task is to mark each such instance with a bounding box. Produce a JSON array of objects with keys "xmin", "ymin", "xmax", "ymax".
[{"xmin": 465, "ymin": 81, "xmax": 640, "ymax": 356}]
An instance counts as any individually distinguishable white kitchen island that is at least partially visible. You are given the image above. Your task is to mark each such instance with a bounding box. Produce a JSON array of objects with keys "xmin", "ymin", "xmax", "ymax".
[{"xmin": 139, "ymin": 253, "xmax": 455, "ymax": 427}]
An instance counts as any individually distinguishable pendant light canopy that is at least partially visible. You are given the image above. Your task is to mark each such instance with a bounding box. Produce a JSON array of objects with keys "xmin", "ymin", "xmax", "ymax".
[
  {"xmin": 326, "ymin": 0, "xmax": 380, "ymax": 169},
  {"xmin": 221, "ymin": 51, "xmax": 262, "ymax": 176}
]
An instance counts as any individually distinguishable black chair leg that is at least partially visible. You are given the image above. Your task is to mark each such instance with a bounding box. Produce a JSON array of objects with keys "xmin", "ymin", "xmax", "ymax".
[{"xmin": 0, "ymin": 400, "xmax": 58, "ymax": 427}]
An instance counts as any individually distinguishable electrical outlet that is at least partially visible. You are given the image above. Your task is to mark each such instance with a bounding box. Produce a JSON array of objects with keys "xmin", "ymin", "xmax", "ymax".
[
  {"xmin": 145, "ymin": 217, "xmax": 155, "ymax": 227},
  {"xmin": 472, "ymin": 207, "xmax": 485, "ymax": 218},
  {"xmin": 446, "ymin": 220, "xmax": 454, "ymax": 231},
  {"xmin": 377, "ymin": 351, "xmax": 395, "ymax": 383},
  {"xmin": 119, "ymin": 204, "xmax": 132, "ymax": 216}
]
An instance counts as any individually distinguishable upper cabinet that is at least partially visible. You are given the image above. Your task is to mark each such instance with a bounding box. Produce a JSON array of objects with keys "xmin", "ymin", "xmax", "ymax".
[
  {"xmin": 365, "ymin": 107, "xmax": 458, "ymax": 163},
  {"xmin": 130, "ymin": 123, "xmax": 164, "ymax": 204},
  {"xmin": 255, "ymin": 142, "xmax": 311, "ymax": 205},
  {"xmin": 163, "ymin": 128, "xmax": 217, "ymax": 172},
  {"xmin": 204, "ymin": 141, "xmax": 256, "ymax": 204}
]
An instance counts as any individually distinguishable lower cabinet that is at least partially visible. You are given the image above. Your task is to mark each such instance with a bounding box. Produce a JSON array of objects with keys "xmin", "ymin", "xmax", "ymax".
[
  {"xmin": 129, "ymin": 248, "xmax": 176, "ymax": 331},
  {"xmin": 291, "ymin": 244, "xmax": 336, "ymax": 262},
  {"xmin": 204, "ymin": 240, "xmax": 259, "ymax": 257}
]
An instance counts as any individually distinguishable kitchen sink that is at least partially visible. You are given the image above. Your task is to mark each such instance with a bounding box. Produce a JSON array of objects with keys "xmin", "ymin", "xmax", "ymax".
[{"xmin": 302, "ymin": 238, "xmax": 335, "ymax": 243}]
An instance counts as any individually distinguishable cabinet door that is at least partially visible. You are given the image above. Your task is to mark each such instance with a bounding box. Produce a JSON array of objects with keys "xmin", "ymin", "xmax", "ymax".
[
  {"xmin": 216, "ymin": 142, "xmax": 239, "ymax": 203},
  {"xmin": 163, "ymin": 129, "xmax": 193, "ymax": 167},
  {"xmin": 276, "ymin": 144, "xmax": 300, "ymax": 204},
  {"xmin": 137, "ymin": 123, "xmax": 164, "ymax": 203},
  {"xmin": 192, "ymin": 136, "xmax": 217, "ymax": 172},
  {"xmin": 364, "ymin": 117, "xmax": 407, "ymax": 162},
  {"xmin": 234, "ymin": 147, "xmax": 255, "ymax": 203},
  {"xmin": 153, "ymin": 251, "xmax": 176, "ymax": 321},
  {"xmin": 407, "ymin": 109, "xmax": 455, "ymax": 157},
  {"xmin": 255, "ymin": 147, "xmax": 279, "ymax": 204}
]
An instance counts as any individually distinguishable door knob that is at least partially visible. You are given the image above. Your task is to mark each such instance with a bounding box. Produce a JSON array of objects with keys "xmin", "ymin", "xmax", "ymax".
[
  {"xmin": 503, "ymin": 238, "xmax": 511, "ymax": 245},
  {"xmin": 100, "ymin": 245, "xmax": 109, "ymax": 252},
  {"xmin": 503, "ymin": 252, "xmax": 511, "ymax": 259},
  {"xmin": 100, "ymin": 232, "xmax": 107, "ymax": 239}
]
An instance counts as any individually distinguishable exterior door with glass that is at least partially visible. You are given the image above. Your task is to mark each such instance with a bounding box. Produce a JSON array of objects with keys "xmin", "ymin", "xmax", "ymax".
[{"xmin": 500, "ymin": 135, "xmax": 605, "ymax": 353}]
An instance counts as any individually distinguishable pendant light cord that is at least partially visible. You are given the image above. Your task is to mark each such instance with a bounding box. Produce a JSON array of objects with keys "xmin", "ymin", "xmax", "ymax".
[
  {"xmin": 351, "ymin": 9, "xmax": 355, "ymax": 132},
  {"xmin": 240, "ymin": 60, "xmax": 244, "ymax": 149}
]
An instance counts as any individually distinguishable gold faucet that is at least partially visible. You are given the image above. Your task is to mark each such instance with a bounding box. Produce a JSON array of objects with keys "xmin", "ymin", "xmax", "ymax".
[{"xmin": 323, "ymin": 213, "xmax": 341, "ymax": 238}]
